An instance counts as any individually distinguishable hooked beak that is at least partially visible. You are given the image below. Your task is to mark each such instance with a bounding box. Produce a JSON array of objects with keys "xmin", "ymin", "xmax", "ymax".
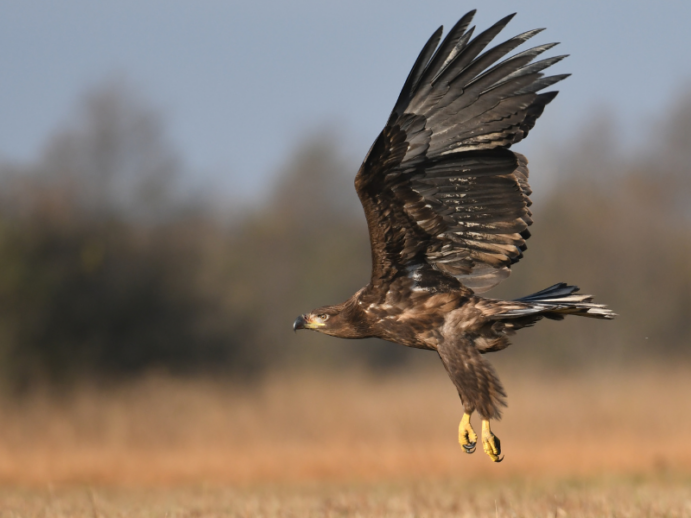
[{"xmin": 293, "ymin": 315, "xmax": 307, "ymax": 332}]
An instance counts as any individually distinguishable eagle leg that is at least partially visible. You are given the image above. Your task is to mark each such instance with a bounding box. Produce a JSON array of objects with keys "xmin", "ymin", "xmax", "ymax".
[
  {"xmin": 458, "ymin": 412, "xmax": 477, "ymax": 453},
  {"xmin": 481, "ymin": 419, "xmax": 504, "ymax": 463}
]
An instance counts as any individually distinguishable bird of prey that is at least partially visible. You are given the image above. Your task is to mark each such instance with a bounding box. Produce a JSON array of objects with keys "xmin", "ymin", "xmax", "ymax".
[{"xmin": 293, "ymin": 10, "xmax": 615, "ymax": 463}]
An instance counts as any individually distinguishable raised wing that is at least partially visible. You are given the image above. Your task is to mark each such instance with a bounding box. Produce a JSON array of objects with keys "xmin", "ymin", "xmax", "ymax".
[{"xmin": 356, "ymin": 10, "xmax": 568, "ymax": 295}]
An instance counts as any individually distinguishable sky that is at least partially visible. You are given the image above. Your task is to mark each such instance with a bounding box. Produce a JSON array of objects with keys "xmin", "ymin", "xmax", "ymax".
[{"xmin": 0, "ymin": 1, "xmax": 690, "ymax": 199}]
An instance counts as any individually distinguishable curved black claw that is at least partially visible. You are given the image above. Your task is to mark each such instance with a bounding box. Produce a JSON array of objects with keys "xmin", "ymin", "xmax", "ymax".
[
  {"xmin": 482, "ymin": 432, "xmax": 502, "ymax": 462},
  {"xmin": 462, "ymin": 442, "xmax": 476, "ymax": 454}
]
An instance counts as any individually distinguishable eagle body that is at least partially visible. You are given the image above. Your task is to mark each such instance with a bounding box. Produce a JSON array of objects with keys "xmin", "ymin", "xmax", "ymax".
[{"xmin": 294, "ymin": 10, "xmax": 615, "ymax": 462}]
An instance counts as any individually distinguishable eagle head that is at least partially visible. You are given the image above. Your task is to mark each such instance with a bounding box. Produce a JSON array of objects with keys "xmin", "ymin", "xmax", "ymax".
[
  {"xmin": 293, "ymin": 301, "xmax": 366, "ymax": 338},
  {"xmin": 294, "ymin": 290, "xmax": 370, "ymax": 338},
  {"xmin": 293, "ymin": 307, "xmax": 338, "ymax": 333}
]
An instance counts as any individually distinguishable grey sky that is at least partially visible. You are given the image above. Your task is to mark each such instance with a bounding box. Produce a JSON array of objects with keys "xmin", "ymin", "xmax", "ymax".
[{"xmin": 0, "ymin": 1, "xmax": 689, "ymax": 198}]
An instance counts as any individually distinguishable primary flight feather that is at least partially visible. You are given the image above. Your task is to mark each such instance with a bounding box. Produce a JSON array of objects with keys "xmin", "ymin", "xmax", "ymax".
[{"xmin": 293, "ymin": 10, "xmax": 614, "ymax": 463}]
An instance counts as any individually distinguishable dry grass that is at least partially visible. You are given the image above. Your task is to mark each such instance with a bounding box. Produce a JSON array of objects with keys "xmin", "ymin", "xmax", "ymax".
[
  {"xmin": 0, "ymin": 364, "xmax": 689, "ymax": 487},
  {"xmin": 2, "ymin": 478, "xmax": 691, "ymax": 517},
  {"xmin": 0, "ymin": 365, "xmax": 690, "ymax": 516}
]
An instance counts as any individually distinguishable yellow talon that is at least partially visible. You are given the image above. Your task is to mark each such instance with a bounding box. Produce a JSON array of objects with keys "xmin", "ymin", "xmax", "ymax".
[
  {"xmin": 481, "ymin": 419, "xmax": 503, "ymax": 463},
  {"xmin": 458, "ymin": 412, "xmax": 477, "ymax": 454}
]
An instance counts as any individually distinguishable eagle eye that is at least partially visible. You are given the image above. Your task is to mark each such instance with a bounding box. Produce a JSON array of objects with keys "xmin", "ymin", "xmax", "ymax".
[{"xmin": 317, "ymin": 313, "xmax": 329, "ymax": 321}]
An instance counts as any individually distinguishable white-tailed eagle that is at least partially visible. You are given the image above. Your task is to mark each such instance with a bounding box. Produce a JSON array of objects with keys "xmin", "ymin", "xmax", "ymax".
[{"xmin": 294, "ymin": 10, "xmax": 615, "ymax": 462}]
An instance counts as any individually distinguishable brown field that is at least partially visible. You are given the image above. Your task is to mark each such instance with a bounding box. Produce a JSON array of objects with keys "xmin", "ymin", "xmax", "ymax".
[
  {"xmin": 1, "ymin": 478, "xmax": 690, "ymax": 517},
  {"xmin": 0, "ymin": 364, "xmax": 690, "ymax": 516}
]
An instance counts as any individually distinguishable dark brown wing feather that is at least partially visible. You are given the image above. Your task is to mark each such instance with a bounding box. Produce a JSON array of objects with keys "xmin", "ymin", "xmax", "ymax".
[{"xmin": 355, "ymin": 11, "xmax": 568, "ymax": 296}]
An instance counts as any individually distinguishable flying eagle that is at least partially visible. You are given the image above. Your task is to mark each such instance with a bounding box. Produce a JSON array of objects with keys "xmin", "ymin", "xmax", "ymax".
[{"xmin": 293, "ymin": 10, "xmax": 615, "ymax": 463}]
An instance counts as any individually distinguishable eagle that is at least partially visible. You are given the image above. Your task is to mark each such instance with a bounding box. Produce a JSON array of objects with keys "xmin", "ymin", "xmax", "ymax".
[{"xmin": 293, "ymin": 10, "xmax": 615, "ymax": 463}]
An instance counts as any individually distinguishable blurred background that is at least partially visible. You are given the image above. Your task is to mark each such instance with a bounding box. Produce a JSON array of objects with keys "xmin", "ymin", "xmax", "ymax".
[{"xmin": 0, "ymin": 0, "xmax": 689, "ymax": 488}]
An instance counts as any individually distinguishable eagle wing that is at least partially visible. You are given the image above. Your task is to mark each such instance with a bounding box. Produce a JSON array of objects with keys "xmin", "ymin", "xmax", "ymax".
[{"xmin": 355, "ymin": 11, "xmax": 568, "ymax": 297}]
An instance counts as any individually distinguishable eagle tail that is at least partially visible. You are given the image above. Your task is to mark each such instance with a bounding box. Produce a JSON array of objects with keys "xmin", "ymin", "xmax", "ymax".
[{"xmin": 498, "ymin": 283, "xmax": 616, "ymax": 321}]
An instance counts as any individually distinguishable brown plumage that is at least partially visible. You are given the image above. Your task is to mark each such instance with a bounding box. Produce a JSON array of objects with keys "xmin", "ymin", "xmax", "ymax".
[{"xmin": 293, "ymin": 10, "xmax": 615, "ymax": 462}]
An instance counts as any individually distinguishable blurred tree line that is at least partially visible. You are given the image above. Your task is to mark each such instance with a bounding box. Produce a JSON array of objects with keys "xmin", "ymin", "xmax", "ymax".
[{"xmin": 0, "ymin": 80, "xmax": 689, "ymax": 390}]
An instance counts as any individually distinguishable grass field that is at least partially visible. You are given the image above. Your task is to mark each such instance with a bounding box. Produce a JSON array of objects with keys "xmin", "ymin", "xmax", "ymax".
[
  {"xmin": 2, "ymin": 477, "xmax": 691, "ymax": 517},
  {"xmin": 0, "ymin": 364, "xmax": 689, "ymax": 516}
]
